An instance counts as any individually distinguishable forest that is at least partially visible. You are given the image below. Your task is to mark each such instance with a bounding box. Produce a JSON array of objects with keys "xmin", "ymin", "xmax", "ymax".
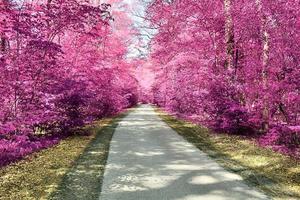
[
  {"xmin": 0, "ymin": 0, "xmax": 299, "ymax": 199},
  {"xmin": 0, "ymin": 0, "xmax": 139, "ymax": 166},
  {"xmin": 145, "ymin": 0, "xmax": 300, "ymax": 157},
  {"xmin": 0, "ymin": 0, "xmax": 299, "ymax": 184}
]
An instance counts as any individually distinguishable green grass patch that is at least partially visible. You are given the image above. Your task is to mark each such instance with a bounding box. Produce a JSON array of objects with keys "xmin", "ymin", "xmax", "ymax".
[
  {"xmin": 0, "ymin": 111, "xmax": 128, "ymax": 200},
  {"xmin": 156, "ymin": 108, "xmax": 300, "ymax": 200}
]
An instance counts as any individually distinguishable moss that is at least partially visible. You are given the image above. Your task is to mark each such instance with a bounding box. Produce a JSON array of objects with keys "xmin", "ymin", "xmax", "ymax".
[
  {"xmin": 0, "ymin": 111, "xmax": 128, "ymax": 200},
  {"xmin": 156, "ymin": 108, "xmax": 300, "ymax": 200}
]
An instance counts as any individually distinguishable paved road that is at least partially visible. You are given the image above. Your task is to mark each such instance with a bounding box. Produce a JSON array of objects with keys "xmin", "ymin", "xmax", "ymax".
[{"xmin": 99, "ymin": 105, "xmax": 269, "ymax": 200}]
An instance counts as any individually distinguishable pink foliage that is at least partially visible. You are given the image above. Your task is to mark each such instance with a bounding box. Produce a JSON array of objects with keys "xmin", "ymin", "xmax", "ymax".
[
  {"xmin": 146, "ymin": 0, "xmax": 300, "ymax": 157},
  {"xmin": 0, "ymin": 0, "xmax": 138, "ymax": 166},
  {"xmin": 1, "ymin": 0, "xmax": 299, "ymax": 165}
]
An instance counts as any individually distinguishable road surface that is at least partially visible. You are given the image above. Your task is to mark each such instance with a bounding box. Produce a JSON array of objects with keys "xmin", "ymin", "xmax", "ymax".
[{"xmin": 99, "ymin": 105, "xmax": 269, "ymax": 200}]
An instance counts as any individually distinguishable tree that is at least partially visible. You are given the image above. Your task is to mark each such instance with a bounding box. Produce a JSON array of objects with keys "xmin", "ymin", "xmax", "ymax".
[{"xmin": 146, "ymin": 0, "xmax": 300, "ymax": 156}]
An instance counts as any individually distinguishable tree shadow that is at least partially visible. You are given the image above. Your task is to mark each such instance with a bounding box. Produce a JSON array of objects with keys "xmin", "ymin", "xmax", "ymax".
[
  {"xmin": 157, "ymin": 109, "xmax": 300, "ymax": 199},
  {"xmin": 101, "ymin": 168, "xmax": 269, "ymax": 200},
  {"xmin": 48, "ymin": 113, "xmax": 127, "ymax": 200},
  {"xmin": 99, "ymin": 105, "xmax": 270, "ymax": 200}
]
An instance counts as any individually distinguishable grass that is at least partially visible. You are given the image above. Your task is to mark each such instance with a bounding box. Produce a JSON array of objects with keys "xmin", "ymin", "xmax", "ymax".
[
  {"xmin": 156, "ymin": 108, "xmax": 300, "ymax": 200},
  {"xmin": 0, "ymin": 111, "xmax": 128, "ymax": 200}
]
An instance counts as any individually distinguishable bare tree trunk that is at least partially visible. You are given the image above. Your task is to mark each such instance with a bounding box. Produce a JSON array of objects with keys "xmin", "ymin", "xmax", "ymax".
[
  {"xmin": 0, "ymin": 33, "xmax": 5, "ymax": 52},
  {"xmin": 224, "ymin": 0, "xmax": 235, "ymax": 71},
  {"xmin": 256, "ymin": 0, "xmax": 270, "ymax": 131},
  {"xmin": 1, "ymin": 0, "xmax": 10, "ymax": 52}
]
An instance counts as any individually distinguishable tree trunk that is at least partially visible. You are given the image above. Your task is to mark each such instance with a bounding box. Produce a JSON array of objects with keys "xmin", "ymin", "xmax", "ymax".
[
  {"xmin": 256, "ymin": 0, "xmax": 270, "ymax": 131},
  {"xmin": 1, "ymin": 0, "xmax": 10, "ymax": 52},
  {"xmin": 224, "ymin": 0, "xmax": 235, "ymax": 71},
  {"xmin": 0, "ymin": 33, "xmax": 5, "ymax": 52}
]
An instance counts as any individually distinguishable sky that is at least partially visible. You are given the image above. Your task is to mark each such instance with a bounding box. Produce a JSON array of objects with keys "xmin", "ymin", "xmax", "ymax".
[
  {"xmin": 121, "ymin": 0, "xmax": 156, "ymax": 89},
  {"xmin": 120, "ymin": 0, "xmax": 155, "ymax": 59}
]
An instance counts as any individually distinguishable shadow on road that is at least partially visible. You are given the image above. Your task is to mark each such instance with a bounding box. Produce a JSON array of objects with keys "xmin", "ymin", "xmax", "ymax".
[
  {"xmin": 49, "ymin": 113, "xmax": 127, "ymax": 200},
  {"xmin": 100, "ymin": 105, "xmax": 270, "ymax": 200}
]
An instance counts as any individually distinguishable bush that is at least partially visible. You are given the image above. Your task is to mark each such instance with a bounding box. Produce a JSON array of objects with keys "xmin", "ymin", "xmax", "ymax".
[
  {"xmin": 211, "ymin": 102, "xmax": 254, "ymax": 135},
  {"xmin": 259, "ymin": 125, "xmax": 300, "ymax": 155}
]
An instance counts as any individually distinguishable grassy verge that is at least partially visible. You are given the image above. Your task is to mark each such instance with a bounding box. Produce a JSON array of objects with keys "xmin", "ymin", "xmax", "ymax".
[
  {"xmin": 0, "ymin": 111, "xmax": 129, "ymax": 200},
  {"xmin": 156, "ymin": 108, "xmax": 300, "ymax": 200}
]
